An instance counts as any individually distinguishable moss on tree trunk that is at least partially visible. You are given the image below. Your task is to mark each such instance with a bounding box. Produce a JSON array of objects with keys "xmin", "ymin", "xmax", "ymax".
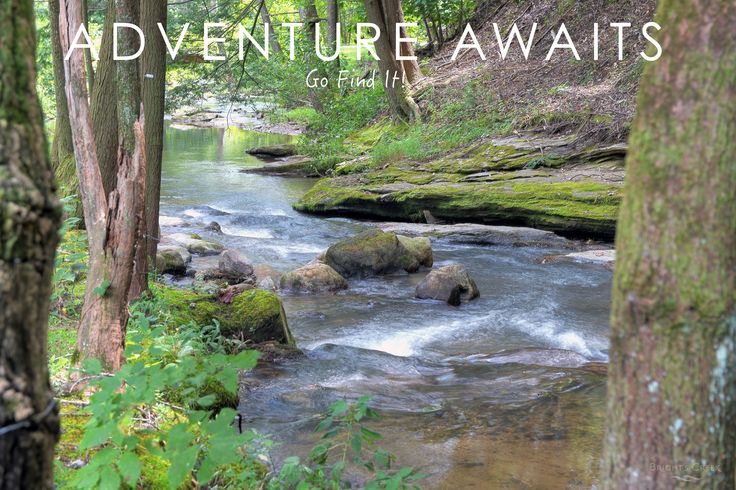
[
  {"xmin": 602, "ymin": 1, "xmax": 736, "ymax": 488},
  {"xmin": 0, "ymin": 0, "xmax": 63, "ymax": 487}
]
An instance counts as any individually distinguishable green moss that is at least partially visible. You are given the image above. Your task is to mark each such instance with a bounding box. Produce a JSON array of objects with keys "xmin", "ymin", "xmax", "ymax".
[
  {"xmin": 296, "ymin": 177, "xmax": 621, "ymax": 239},
  {"xmin": 49, "ymin": 327, "xmax": 77, "ymax": 359},
  {"xmin": 155, "ymin": 286, "xmax": 294, "ymax": 346}
]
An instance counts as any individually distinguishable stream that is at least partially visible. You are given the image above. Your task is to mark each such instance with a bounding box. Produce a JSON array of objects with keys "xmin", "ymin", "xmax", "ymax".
[{"xmin": 160, "ymin": 122, "xmax": 612, "ymax": 489}]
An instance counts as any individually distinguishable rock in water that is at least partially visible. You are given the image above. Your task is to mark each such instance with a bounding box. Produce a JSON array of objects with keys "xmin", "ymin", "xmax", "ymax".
[
  {"xmin": 325, "ymin": 229, "xmax": 421, "ymax": 277},
  {"xmin": 219, "ymin": 249, "xmax": 255, "ymax": 282},
  {"xmin": 205, "ymin": 221, "xmax": 223, "ymax": 233},
  {"xmin": 166, "ymin": 233, "xmax": 224, "ymax": 256},
  {"xmin": 416, "ymin": 265, "xmax": 480, "ymax": 306},
  {"xmin": 161, "ymin": 287, "xmax": 295, "ymax": 346},
  {"xmin": 280, "ymin": 263, "xmax": 349, "ymax": 293},
  {"xmin": 397, "ymin": 235, "xmax": 433, "ymax": 268},
  {"xmin": 246, "ymin": 144, "xmax": 296, "ymax": 158},
  {"xmin": 156, "ymin": 245, "xmax": 192, "ymax": 275}
]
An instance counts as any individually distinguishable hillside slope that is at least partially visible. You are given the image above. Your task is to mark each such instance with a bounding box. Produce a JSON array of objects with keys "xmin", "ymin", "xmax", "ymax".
[{"xmin": 294, "ymin": 0, "xmax": 658, "ymax": 240}]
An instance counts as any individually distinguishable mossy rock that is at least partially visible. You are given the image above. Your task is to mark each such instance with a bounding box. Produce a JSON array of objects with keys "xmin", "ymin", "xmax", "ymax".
[
  {"xmin": 158, "ymin": 287, "xmax": 295, "ymax": 346},
  {"xmin": 324, "ymin": 230, "xmax": 420, "ymax": 277}
]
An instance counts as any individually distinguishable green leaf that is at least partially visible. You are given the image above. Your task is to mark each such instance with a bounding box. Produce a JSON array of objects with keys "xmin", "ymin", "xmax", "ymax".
[
  {"xmin": 196, "ymin": 394, "xmax": 217, "ymax": 407},
  {"xmin": 82, "ymin": 358, "xmax": 103, "ymax": 375},
  {"xmin": 98, "ymin": 466, "xmax": 122, "ymax": 490},
  {"xmin": 230, "ymin": 350, "xmax": 260, "ymax": 369},
  {"xmin": 167, "ymin": 445, "xmax": 199, "ymax": 490},
  {"xmin": 93, "ymin": 280, "xmax": 111, "ymax": 297},
  {"xmin": 118, "ymin": 451, "xmax": 142, "ymax": 485},
  {"xmin": 79, "ymin": 423, "xmax": 116, "ymax": 450}
]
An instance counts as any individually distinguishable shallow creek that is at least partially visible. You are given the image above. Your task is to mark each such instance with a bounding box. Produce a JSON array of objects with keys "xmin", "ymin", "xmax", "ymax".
[{"xmin": 160, "ymin": 123, "xmax": 612, "ymax": 489}]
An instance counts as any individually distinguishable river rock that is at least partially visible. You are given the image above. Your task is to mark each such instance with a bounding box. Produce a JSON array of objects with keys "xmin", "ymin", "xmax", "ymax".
[
  {"xmin": 416, "ymin": 265, "xmax": 480, "ymax": 306},
  {"xmin": 167, "ymin": 233, "xmax": 224, "ymax": 256},
  {"xmin": 258, "ymin": 276, "xmax": 277, "ymax": 291},
  {"xmin": 219, "ymin": 250, "xmax": 255, "ymax": 281},
  {"xmin": 325, "ymin": 230, "xmax": 420, "ymax": 277},
  {"xmin": 156, "ymin": 245, "xmax": 192, "ymax": 275},
  {"xmin": 280, "ymin": 263, "xmax": 349, "ymax": 293},
  {"xmin": 162, "ymin": 287, "xmax": 295, "ymax": 346},
  {"xmin": 205, "ymin": 221, "xmax": 223, "ymax": 233},
  {"xmin": 397, "ymin": 235, "xmax": 433, "ymax": 268},
  {"xmin": 247, "ymin": 144, "xmax": 296, "ymax": 158}
]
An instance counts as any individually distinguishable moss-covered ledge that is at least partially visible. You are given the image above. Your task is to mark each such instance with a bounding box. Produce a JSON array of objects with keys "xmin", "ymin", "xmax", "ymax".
[{"xmin": 295, "ymin": 178, "xmax": 621, "ymax": 240}]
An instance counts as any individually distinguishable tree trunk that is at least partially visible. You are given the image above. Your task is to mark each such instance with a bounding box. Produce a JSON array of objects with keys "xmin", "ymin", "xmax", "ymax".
[
  {"xmin": 60, "ymin": 0, "xmax": 147, "ymax": 373},
  {"xmin": 90, "ymin": 0, "xmax": 118, "ymax": 196},
  {"xmin": 0, "ymin": 0, "xmax": 63, "ymax": 487},
  {"xmin": 602, "ymin": 1, "xmax": 736, "ymax": 488},
  {"xmin": 326, "ymin": 0, "xmax": 338, "ymax": 50},
  {"xmin": 129, "ymin": 0, "xmax": 167, "ymax": 300},
  {"xmin": 82, "ymin": 0, "xmax": 94, "ymax": 94},
  {"xmin": 299, "ymin": 1, "xmax": 324, "ymax": 112},
  {"xmin": 363, "ymin": 0, "xmax": 420, "ymax": 122},
  {"xmin": 259, "ymin": 0, "xmax": 281, "ymax": 54},
  {"xmin": 49, "ymin": 0, "xmax": 82, "ymax": 221}
]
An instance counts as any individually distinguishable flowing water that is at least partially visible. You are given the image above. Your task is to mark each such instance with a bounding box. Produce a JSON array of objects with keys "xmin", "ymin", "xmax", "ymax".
[{"xmin": 161, "ymin": 122, "xmax": 612, "ymax": 489}]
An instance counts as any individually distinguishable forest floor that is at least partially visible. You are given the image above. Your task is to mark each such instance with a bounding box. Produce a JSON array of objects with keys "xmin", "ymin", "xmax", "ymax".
[{"xmin": 274, "ymin": 0, "xmax": 657, "ymax": 240}]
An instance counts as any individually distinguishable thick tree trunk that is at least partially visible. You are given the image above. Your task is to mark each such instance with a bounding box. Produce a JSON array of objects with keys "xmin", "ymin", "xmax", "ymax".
[
  {"xmin": 363, "ymin": 0, "xmax": 420, "ymax": 122},
  {"xmin": 0, "ymin": 0, "xmax": 63, "ymax": 487},
  {"xmin": 60, "ymin": 0, "xmax": 147, "ymax": 373},
  {"xmin": 82, "ymin": 0, "xmax": 94, "ymax": 93},
  {"xmin": 259, "ymin": 0, "xmax": 281, "ymax": 54},
  {"xmin": 49, "ymin": 0, "xmax": 82, "ymax": 221},
  {"xmin": 602, "ymin": 1, "xmax": 736, "ymax": 489},
  {"xmin": 129, "ymin": 0, "xmax": 167, "ymax": 300},
  {"xmin": 90, "ymin": 0, "xmax": 118, "ymax": 195}
]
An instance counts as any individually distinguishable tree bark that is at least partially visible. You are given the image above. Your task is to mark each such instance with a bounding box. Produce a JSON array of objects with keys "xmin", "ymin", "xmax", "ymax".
[
  {"xmin": 326, "ymin": 0, "xmax": 339, "ymax": 50},
  {"xmin": 90, "ymin": 0, "xmax": 118, "ymax": 195},
  {"xmin": 299, "ymin": 1, "xmax": 324, "ymax": 112},
  {"xmin": 363, "ymin": 0, "xmax": 420, "ymax": 122},
  {"xmin": 602, "ymin": 1, "xmax": 736, "ymax": 488},
  {"xmin": 259, "ymin": 0, "xmax": 281, "ymax": 54},
  {"xmin": 60, "ymin": 0, "xmax": 147, "ymax": 373},
  {"xmin": 49, "ymin": 0, "xmax": 83, "ymax": 221},
  {"xmin": 0, "ymin": 0, "xmax": 63, "ymax": 487},
  {"xmin": 129, "ymin": 0, "xmax": 167, "ymax": 300}
]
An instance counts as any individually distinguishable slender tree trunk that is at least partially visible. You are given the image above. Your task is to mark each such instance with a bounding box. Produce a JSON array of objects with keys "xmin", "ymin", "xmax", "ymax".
[
  {"xmin": 259, "ymin": 0, "xmax": 281, "ymax": 54},
  {"xmin": 602, "ymin": 1, "xmax": 736, "ymax": 488},
  {"xmin": 90, "ymin": 0, "xmax": 118, "ymax": 195},
  {"xmin": 0, "ymin": 0, "xmax": 63, "ymax": 487},
  {"xmin": 60, "ymin": 0, "xmax": 147, "ymax": 373},
  {"xmin": 129, "ymin": 0, "xmax": 167, "ymax": 300},
  {"xmin": 49, "ymin": 0, "xmax": 83, "ymax": 221},
  {"xmin": 326, "ymin": 0, "xmax": 339, "ymax": 50},
  {"xmin": 299, "ymin": 1, "xmax": 324, "ymax": 112},
  {"xmin": 363, "ymin": 0, "xmax": 420, "ymax": 122}
]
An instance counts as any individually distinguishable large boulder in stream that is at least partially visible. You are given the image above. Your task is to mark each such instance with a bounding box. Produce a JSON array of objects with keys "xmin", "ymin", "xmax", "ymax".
[
  {"xmin": 161, "ymin": 287, "xmax": 295, "ymax": 346},
  {"xmin": 247, "ymin": 144, "xmax": 296, "ymax": 158},
  {"xmin": 166, "ymin": 233, "xmax": 224, "ymax": 256},
  {"xmin": 280, "ymin": 263, "xmax": 348, "ymax": 293},
  {"xmin": 325, "ymin": 230, "xmax": 427, "ymax": 277},
  {"xmin": 416, "ymin": 265, "xmax": 480, "ymax": 306}
]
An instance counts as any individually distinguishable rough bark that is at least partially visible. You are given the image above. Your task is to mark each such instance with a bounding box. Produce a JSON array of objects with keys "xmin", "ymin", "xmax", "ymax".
[
  {"xmin": 602, "ymin": 1, "xmax": 736, "ymax": 488},
  {"xmin": 259, "ymin": 0, "xmax": 281, "ymax": 54},
  {"xmin": 90, "ymin": 0, "xmax": 118, "ymax": 195},
  {"xmin": 0, "ymin": 0, "xmax": 63, "ymax": 487},
  {"xmin": 60, "ymin": 0, "xmax": 147, "ymax": 373},
  {"xmin": 49, "ymin": 0, "xmax": 82, "ymax": 221},
  {"xmin": 129, "ymin": 0, "xmax": 166, "ymax": 300},
  {"xmin": 363, "ymin": 0, "xmax": 420, "ymax": 122}
]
